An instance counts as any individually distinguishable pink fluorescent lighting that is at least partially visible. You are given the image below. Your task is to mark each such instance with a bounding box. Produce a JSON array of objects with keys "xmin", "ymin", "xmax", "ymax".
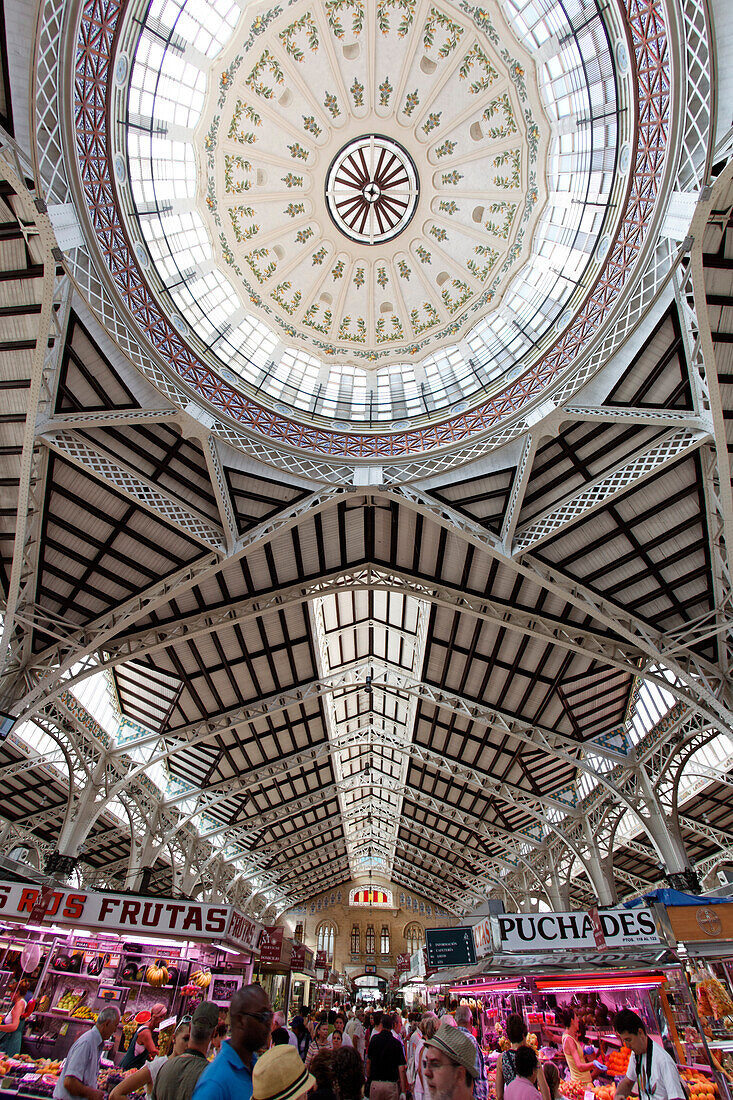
[{"xmin": 450, "ymin": 982, "xmax": 524, "ymax": 994}]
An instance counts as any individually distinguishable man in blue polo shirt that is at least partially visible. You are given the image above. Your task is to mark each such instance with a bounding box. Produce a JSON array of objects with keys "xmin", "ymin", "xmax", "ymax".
[{"xmin": 193, "ymin": 985, "xmax": 273, "ymax": 1100}]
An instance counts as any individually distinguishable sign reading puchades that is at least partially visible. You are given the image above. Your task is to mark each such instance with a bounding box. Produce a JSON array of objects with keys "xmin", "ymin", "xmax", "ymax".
[
  {"xmin": 0, "ymin": 879, "xmax": 262, "ymax": 952},
  {"xmin": 493, "ymin": 908, "xmax": 661, "ymax": 952},
  {"xmin": 425, "ymin": 927, "xmax": 477, "ymax": 969}
]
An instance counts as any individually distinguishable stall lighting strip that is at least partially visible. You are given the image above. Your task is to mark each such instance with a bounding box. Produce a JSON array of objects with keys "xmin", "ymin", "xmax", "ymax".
[
  {"xmin": 450, "ymin": 981, "xmax": 526, "ymax": 994},
  {"xmin": 535, "ymin": 975, "xmax": 667, "ymax": 992}
]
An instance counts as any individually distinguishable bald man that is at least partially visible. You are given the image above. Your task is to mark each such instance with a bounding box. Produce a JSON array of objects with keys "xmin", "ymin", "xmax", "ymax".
[{"xmin": 193, "ymin": 984, "xmax": 273, "ymax": 1100}]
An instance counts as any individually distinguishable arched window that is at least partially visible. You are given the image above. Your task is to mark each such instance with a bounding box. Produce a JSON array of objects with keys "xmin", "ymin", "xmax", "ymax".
[
  {"xmin": 294, "ymin": 923, "xmax": 303, "ymax": 944},
  {"xmin": 405, "ymin": 923, "xmax": 424, "ymax": 956},
  {"xmin": 317, "ymin": 922, "xmax": 336, "ymax": 963},
  {"xmin": 380, "ymin": 925, "xmax": 390, "ymax": 954},
  {"xmin": 351, "ymin": 924, "xmax": 360, "ymax": 954},
  {"xmin": 365, "ymin": 923, "xmax": 375, "ymax": 954}
]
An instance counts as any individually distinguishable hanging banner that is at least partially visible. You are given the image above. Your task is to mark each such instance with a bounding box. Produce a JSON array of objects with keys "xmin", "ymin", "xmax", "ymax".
[
  {"xmin": 290, "ymin": 942, "xmax": 314, "ymax": 972},
  {"xmin": 492, "ymin": 908, "xmax": 660, "ymax": 952},
  {"xmin": 260, "ymin": 927, "xmax": 285, "ymax": 965},
  {"xmin": 396, "ymin": 952, "xmax": 410, "ymax": 973}
]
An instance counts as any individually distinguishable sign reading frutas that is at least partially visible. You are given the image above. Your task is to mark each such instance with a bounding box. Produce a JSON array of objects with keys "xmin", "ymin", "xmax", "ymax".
[
  {"xmin": 493, "ymin": 908, "xmax": 660, "ymax": 952},
  {"xmin": 425, "ymin": 926, "xmax": 476, "ymax": 969},
  {"xmin": 0, "ymin": 879, "xmax": 261, "ymax": 952}
]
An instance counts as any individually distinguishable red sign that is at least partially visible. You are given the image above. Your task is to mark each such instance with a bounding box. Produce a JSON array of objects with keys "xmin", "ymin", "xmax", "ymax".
[
  {"xmin": 315, "ymin": 950, "xmax": 328, "ymax": 968},
  {"xmin": 588, "ymin": 907, "xmax": 607, "ymax": 951},
  {"xmin": 27, "ymin": 886, "xmax": 56, "ymax": 926},
  {"xmin": 290, "ymin": 942, "xmax": 314, "ymax": 971},
  {"xmin": 396, "ymin": 952, "xmax": 410, "ymax": 973},
  {"xmin": 260, "ymin": 926, "xmax": 285, "ymax": 965}
]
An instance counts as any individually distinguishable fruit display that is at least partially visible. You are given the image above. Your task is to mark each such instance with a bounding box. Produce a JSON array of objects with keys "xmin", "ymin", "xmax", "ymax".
[
  {"xmin": 682, "ymin": 1069, "xmax": 719, "ymax": 1098},
  {"xmin": 603, "ymin": 1047, "xmax": 629, "ymax": 1073},
  {"xmin": 71, "ymin": 1005, "xmax": 98, "ymax": 1021},
  {"xmin": 559, "ymin": 1080, "xmax": 586, "ymax": 1099},
  {"xmin": 594, "ymin": 1085, "xmax": 616, "ymax": 1100},
  {"xmin": 605, "ymin": 1048, "xmax": 631, "ymax": 1077},
  {"xmin": 54, "ymin": 991, "xmax": 82, "ymax": 1013},
  {"xmin": 190, "ymin": 968, "xmax": 212, "ymax": 989},
  {"xmin": 146, "ymin": 959, "xmax": 170, "ymax": 987}
]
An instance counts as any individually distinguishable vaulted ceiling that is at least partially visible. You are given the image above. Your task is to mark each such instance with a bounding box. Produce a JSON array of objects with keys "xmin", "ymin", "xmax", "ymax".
[{"xmin": 0, "ymin": 0, "xmax": 731, "ymax": 922}]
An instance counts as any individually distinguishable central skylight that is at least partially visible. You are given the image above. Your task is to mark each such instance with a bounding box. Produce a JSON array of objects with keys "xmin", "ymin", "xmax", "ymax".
[{"xmin": 116, "ymin": 0, "xmax": 630, "ymax": 427}]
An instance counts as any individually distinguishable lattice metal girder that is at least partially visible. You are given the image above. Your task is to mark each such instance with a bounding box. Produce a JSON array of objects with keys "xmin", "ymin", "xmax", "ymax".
[
  {"xmin": 40, "ymin": 410, "xmax": 182, "ymax": 430},
  {"xmin": 678, "ymin": 814, "xmax": 733, "ymax": 847},
  {"xmin": 0, "ymin": 750, "xmax": 68, "ymax": 781},
  {"xmin": 386, "ymin": 486, "xmax": 733, "ymax": 732},
  {"xmin": 390, "ymin": 869, "xmax": 468, "ymax": 916},
  {"xmin": 179, "ymin": 782, "xmax": 344, "ymax": 846},
  {"xmin": 39, "ymin": 429, "xmax": 226, "ymax": 550},
  {"xmin": 12, "ymin": 485, "xmax": 347, "ymax": 717},
  {"xmin": 0, "ymin": 153, "xmax": 69, "ymax": 693},
  {"xmin": 561, "ymin": 406, "xmax": 709, "ymax": 428},
  {"xmin": 49, "ymin": 562, "xmax": 643, "ymax": 710},
  {"xmin": 280, "ymin": 861, "xmax": 351, "ymax": 894},
  {"xmin": 203, "ymin": 434, "xmax": 239, "ymax": 555},
  {"xmin": 512, "ymin": 427, "xmax": 710, "ymax": 554}
]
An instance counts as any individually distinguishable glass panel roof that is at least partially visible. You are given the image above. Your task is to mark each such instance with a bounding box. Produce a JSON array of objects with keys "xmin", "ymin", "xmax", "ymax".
[{"xmin": 117, "ymin": 0, "xmax": 630, "ymax": 427}]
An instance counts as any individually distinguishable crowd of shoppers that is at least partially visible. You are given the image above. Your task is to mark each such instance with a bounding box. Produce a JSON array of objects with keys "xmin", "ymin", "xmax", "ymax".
[{"xmin": 48, "ymin": 990, "xmax": 687, "ymax": 1100}]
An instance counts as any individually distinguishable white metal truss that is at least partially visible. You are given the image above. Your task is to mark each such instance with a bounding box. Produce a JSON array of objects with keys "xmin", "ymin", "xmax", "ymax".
[
  {"xmin": 39, "ymin": 429, "xmax": 226, "ymax": 551},
  {"xmin": 11, "ymin": 485, "xmax": 346, "ymax": 715},
  {"xmin": 0, "ymin": 143, "xmax": 71, "ymax": 703},
  {"xmin": 386, "ymin": 486, "xmax": 733, "ymax": 733},
  {"xmin": 512, "ymin": 427, "xmax": 710, "ymax": 554}
]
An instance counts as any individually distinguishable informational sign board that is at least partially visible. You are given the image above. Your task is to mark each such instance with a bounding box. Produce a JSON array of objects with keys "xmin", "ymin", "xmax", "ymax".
[
  {"xmin": 492, "ymin": 908, "xmax": 660, "ymax": 952},
  {"xmin": 0, "ymin": 879, "xmax": 262, "ymax": 952},
  {"xmin": 425, "ymin": 926, "xmax": 476, "ymax": 969}
]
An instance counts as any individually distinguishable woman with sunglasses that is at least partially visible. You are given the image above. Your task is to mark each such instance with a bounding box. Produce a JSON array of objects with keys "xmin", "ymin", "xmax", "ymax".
[{"xmin": 109, "ymin": 1018, "xmax": 191, "ymax": 1100}]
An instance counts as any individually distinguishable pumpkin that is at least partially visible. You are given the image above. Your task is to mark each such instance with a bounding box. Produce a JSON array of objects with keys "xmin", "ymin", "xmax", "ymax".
[
  {"xmin": 146, "ymin": 959, "xmax": 170, "ymax": 987},
  {"xmin": 190, "ymin": 968, "xmax": 212, "ymax": 989}
]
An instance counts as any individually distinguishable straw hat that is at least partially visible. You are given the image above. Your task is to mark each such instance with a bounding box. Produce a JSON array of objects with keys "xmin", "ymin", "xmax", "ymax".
[
  {"xmin": 425, "ymin": 1021, "xmax": 479, "ymax": 1079},
  {"xmin": 253, "ymin": 1045, "xmax": 315, "ymax": 1100}
]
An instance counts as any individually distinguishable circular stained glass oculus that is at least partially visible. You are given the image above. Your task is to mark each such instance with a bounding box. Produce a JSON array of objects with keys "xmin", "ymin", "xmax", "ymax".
[{"xmin": 325, "ymin": 135, "xmax": 419, "ymax": 245}]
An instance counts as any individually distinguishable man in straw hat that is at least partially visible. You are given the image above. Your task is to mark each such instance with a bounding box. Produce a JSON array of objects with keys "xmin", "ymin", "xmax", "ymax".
[
  {"xmin": 194, "ymin": 984, "xmax": 273, "ymax": 1100},
  {"xmin": 252, "ymin": 1044, "xmax": 316, "ymax": 1100},
  {"xmin": 423, "ymin": 1020, "xmax": 479, "ymax": 1100}
]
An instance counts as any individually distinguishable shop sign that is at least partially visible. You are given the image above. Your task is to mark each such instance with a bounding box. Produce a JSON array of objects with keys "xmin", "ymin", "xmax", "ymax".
[
  {"xmin": 364, "ymin": 964, "xmax": 376, "ymax": 974},
  {"xmin": 260, "ymin": 927, "xmax": 285, "ymax": 965},
  {"xmin": 588, "ymin": 907, "xmax": 607, "ymax": 950},
  {"xmin": 290, "ymin": 942, "xmax": 314, "ymax": 971},
  {"xmin": 396, "ymin": 952, "xmax": 410, "ymax": 973},
  {"xmin": 472, "ymin": 916, "xmax": 492, "ymax": 959},
  {"xmin": 425, "ymin": 926, "xmax": 476, "ymax": 969},
  {"xmin": 665, "ymin": 903, "xmax": 732, "ymax": 942},
  {"xmin": 227, "ymin": 909, "xmax": 262, "ymax": 953},
  {"xmin": 493, "ymin": 907, "xmax": 660, "ymax": 952},
  {"xmin": 0, "ymin": 878, "xmax": 260, "ymax": 949},
  {"xmin": 315, "ymin": 950, "xmax": 328, "ymax": 968}
]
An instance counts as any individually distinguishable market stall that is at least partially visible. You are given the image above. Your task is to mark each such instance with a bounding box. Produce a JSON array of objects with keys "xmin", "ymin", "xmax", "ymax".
[
  {"xmin": 428, "ymin": 907, "xmax": 728, "ymax": 1100},
  {"xmin": 664, "ymin": 898, "xmax": 733, "ymax": 1086},
  {"xmin": 0, "ymin": 877, "xmax": 261, "ymax": 1097}
]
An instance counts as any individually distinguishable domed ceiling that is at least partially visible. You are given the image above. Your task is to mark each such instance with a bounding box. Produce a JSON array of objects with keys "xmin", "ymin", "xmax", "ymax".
[{"xmin": 91, "ymin": 0, "xmax": 640, "ymax": 442}]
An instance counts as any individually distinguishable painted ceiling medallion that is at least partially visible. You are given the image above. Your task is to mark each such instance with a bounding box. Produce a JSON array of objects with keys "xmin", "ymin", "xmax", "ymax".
[
  {"xmin": 325, "ymin": 135, "xmax": 420, "ymax": 245},
  {"xmin": 196, "ymin": 0, "xmax": 549, "ymax": 365}
]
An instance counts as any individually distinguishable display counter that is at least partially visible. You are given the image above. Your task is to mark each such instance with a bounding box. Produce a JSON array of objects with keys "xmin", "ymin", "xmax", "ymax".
[
  {"xmin": 0, "ymin": 877, "xmax": 262, "ymax": 1066},
  {"xmin": 664, "ymin": 902, "xmax": 733, "ymax": 1086},
  {"xmin": 431, "ymin": 948, "xmax": 728, "ymax": 1100}
]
